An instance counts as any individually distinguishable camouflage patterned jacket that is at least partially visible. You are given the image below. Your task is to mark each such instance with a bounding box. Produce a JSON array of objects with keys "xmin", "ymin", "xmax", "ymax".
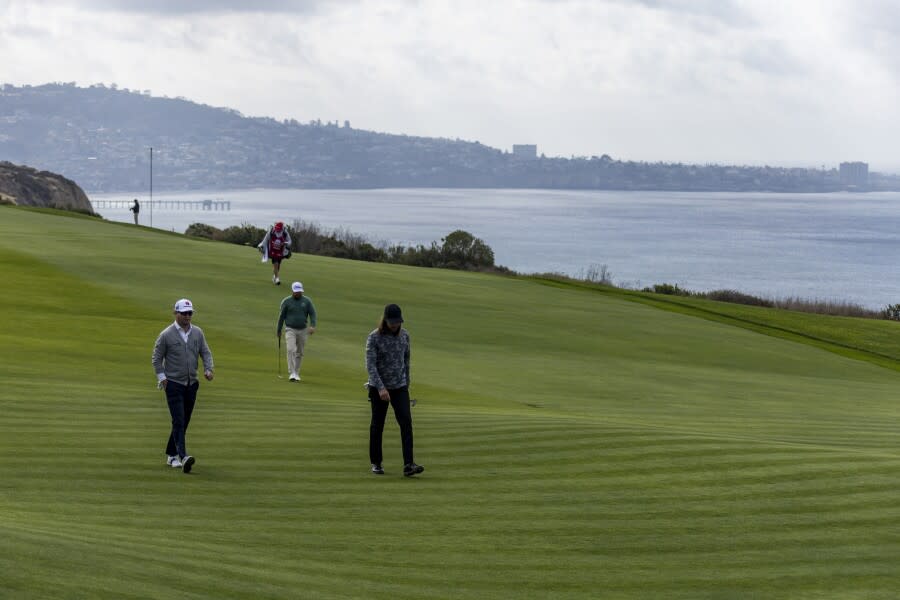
[{"xmin": 365, "ymin": 328, "xmax": 410, "ymax": 390}]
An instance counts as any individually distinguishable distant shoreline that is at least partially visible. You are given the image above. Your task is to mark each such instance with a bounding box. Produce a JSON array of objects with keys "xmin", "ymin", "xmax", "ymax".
[{"xmin": 87, "ymin": 186, "xmax": 900, "ymax": 197}]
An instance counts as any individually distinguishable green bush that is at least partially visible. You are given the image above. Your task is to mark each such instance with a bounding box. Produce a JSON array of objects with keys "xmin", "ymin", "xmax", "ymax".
[
  {"xmin": 184, "ymin": 222, "xmax": 220, "ymax": 239},
  {"xmin": 645, "ymin": 283, "xmax": 691, "ymax": 296},
  {"xmin": 389, "ymin": 243, "xmax": 442, "ymax": 267},
  {"xmin": 704, "ymin": 289, "xmax": 774, "ymax": 307},
  {"xmin": 218, "ymin": 223, "xmax": 266, "ymax": 246},
  {"xmin": 187, "ymin": 220, "xmax": 500, "ymax": 273},
  {"xmin": 440, "ymin": 229, "xmax": 495, "ymax": 269}
]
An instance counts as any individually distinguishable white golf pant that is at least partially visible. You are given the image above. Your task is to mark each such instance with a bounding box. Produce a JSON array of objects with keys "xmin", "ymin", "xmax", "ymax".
[{"xmin": 285, "ymin": 327, "xmax": 309, "ymax": 376}]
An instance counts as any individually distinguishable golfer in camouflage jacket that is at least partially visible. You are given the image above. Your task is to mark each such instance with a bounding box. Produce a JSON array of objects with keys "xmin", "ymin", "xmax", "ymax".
[{"xmin": 365, "ymin": 303, "xmax": 424, "ymax": 477}]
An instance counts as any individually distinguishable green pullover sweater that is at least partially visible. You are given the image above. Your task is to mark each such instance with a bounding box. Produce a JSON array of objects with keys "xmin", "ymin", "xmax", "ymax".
[{"xmin": 277, "ymin": 295, "xmax": 317, "ymax": 336}]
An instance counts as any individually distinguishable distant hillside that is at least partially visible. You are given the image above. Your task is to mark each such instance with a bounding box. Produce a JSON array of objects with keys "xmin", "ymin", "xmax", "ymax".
[
  {"xmin": 0, "ymin": 161, "xmax": 94, "ymax": 212},
  {"xmin": 2, "ymin": 82, "xmax": 898, "ymax": 193}
]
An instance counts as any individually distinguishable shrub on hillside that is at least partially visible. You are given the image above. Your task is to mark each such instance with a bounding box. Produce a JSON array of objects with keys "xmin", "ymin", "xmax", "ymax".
[
  {"xmin": 439, "ymin": 229, "xmax": 495, "ymax": 269},
  {"xmin": 387, "ymin": 243, "xmax": 442, "ymax": 267},
  {"xmin": 185, "ymin": 219, "xmax": 495, "ymax": 275},
  {"xmin": 704, "ymin": 289, "xmax": 774, "ymax": 307},
  {"xmin": 774, "ymin": 297, "xmax": 880, "ymax": 319},
  {"xmin": 219, "ymin": 223, "xmax": 266, "ymax": 246},
  {"xmin": 644, "ymin": 283, "xmax": 691, "ymax": 296},
  {"xmin": 354, "ymin": 242, "xmax": 389, "ymax": 262},
  {"xmin": 185, "ymin": 222, "xmax": 219, "ymax": 239},
  {"xmin": 289, "ymin": 219, "xmax": 389, "ymax": 262},
  {"xmin": 880, "ymin": 303, "xmax": 900, "ymax": 321},
  {"xmin": 289, "ymin": 219, "xmax": 327, "ymax": 254},
  {"xmin": 581, "ymin": 263, "xmax": 613, "ymax": 285}
]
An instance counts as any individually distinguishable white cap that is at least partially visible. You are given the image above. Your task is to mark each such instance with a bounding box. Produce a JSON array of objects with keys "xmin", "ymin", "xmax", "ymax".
[
  {"xmin": 291, "ymin": 282, "xmax": 304, "ymax": 293},
  {"xmin": 174, "ymin": 298, "xmax": 194, "ymax": 313}
]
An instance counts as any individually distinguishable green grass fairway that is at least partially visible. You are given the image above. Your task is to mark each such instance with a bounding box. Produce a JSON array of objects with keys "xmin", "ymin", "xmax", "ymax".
[{"xmin": 1, "ymin": 206, "xmax": 898, "ymax": 599}]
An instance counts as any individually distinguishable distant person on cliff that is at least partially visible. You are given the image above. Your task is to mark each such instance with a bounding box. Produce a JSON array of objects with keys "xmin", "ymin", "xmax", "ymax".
[
  {"xmin": 276, "ymin": 281, "xmax": 317, "ymax": 382},
  {"xmin": 130, "ymin": 198, "xmax": 140, "ymax": 225},
  {"xmin": 257, "ymin": 221, "xmax": 292, "ymax": 285}
]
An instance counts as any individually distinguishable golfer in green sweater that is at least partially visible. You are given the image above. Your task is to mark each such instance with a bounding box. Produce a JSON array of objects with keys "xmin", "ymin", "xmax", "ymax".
[{"xmin": 277, "ymin": 281, "xmax": 317, "ymax": 382}]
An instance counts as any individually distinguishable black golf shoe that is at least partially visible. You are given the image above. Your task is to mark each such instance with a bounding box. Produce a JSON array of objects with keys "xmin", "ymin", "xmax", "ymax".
[
  {"xmin": 182, "ymin": 455, "xmax": 195, "ymax": 474},
  {"xmin": 371, "ymin": 464, "xmax": 384, "ymax": 475},
  {"xmin": 403, "ymin": 462, "xmax": 424, "ymax": 477}
]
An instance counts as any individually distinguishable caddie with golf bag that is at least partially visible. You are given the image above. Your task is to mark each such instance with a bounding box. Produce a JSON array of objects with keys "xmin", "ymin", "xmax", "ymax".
[{"xmin": 257, "ymin": 221, "xmax": 292, "ymax": 285}]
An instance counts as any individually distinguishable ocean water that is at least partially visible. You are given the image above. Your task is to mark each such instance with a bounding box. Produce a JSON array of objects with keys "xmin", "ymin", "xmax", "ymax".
[{"xmin": 92, "ymin": 188, "xmax": 900, "ymax": 309}]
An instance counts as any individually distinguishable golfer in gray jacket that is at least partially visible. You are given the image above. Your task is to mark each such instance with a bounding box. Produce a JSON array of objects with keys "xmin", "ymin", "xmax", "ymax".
[{"xmin": 151, "ymin": 298, "xmax": 214, "ymax": 473}]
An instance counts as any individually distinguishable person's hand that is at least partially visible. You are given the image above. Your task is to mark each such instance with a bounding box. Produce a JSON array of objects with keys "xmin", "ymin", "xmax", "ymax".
[
  {"xmin": 205, "ymin": 370, "xmax": 214, "ymax": 381},
  {"xmin": 308, "ymin": 326, "xmax": 316, "ymax": 335},
  {"xmin": 158, "ymin": 379, "xmax": 167, "ymax": 390},
  {"xmin": 378, "ymin": 388, "xmax": 390, "ymax": 402}
]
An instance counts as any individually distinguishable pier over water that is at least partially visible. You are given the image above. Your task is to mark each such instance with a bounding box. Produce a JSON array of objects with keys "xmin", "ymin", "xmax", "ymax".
[{"xmin": 92, "ymin": 199, "xmax": 231, "ymax": 211}]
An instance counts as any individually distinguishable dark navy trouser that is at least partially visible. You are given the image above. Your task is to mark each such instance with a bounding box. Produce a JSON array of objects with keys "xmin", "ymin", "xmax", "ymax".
[
  {"xmin": 165, "ymin": 380, "xmax": 198, "ymax": 458},
  {"xmin": 369, "ymin": 386, "xmax": 413, "ymax": 466}
]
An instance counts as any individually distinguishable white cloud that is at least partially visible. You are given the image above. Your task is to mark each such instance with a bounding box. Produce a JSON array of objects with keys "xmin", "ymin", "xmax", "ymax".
[{"xmin": 2, "ymin": 0, "xmax": 899, "ymax": 169}]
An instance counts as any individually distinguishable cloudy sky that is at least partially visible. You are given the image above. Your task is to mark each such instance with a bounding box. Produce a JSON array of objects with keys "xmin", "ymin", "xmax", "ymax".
[{"xmin": 3, "ymin": 0, "xmax": 899, "ymax": 170}]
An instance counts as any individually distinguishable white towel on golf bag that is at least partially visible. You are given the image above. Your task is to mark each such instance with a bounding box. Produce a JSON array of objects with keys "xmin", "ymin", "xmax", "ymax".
[{"xmin": 261, "ymin": 245, "xmax": 268, "ymax": 263}]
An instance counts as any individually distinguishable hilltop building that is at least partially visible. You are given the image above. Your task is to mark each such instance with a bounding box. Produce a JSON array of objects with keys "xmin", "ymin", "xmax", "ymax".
[
  {"xmin": 512, "ymin": 144, "xmax": 537, "ymax": 160},
  {"xmin": 839, "ymin": 161, "xmax": 868, "ymax": 188}
]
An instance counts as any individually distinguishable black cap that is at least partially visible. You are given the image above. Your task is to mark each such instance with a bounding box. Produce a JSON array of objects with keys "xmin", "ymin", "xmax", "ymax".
[{"xmin": 384, "ymin": 303, "xmax": 403, "ymax": 324}]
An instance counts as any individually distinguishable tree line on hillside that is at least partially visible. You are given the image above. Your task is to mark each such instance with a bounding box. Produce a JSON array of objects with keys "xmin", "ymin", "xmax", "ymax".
[{"xmin": 185, "ymin": 220, "xmax": 506, "ymax": 273}]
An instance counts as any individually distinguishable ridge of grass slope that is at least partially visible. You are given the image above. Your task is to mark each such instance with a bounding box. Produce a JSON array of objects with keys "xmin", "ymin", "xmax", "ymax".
[{"xmin": 530, "ymin": 276, "xmax": 900, "ymax": 372}]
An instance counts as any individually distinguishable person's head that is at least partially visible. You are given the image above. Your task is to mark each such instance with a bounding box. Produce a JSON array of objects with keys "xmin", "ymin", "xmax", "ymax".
[
  {"xmin": 291, "ymin": 281, "xmax": 304, "ymax": 298},
  {"xmin": 173, "ymin": 298, "xmax": 194, "ymax": 327},
  {"xmin": 274, "ymin": 222, "xmax": 284, "ymax": 235},
  {"xmin": 378, "ymin": 303, "xmax": 404, "ymax": 335}
]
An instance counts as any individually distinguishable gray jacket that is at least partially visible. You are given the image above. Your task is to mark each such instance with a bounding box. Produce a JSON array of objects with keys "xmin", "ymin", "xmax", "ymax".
[
  {"xmin": 152, "ymin": 323, "xmax": 214, "ymax": 385},
  {"xmin": 365, "ymin": 328, "xmax": 410, "ymax": 390}
]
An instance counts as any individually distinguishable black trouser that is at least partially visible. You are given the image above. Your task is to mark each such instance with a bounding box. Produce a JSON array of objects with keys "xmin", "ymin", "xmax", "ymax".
[
  {"xmin": 165, "ymin": 380, "xmax": 198, "ymax": 458},
  {"xmin": 369, "ymin": 386, "xmax": 413, "ymax": 466}
]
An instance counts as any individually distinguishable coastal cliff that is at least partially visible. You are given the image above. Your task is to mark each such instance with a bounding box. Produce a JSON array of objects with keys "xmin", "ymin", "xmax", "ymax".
[{"xmin": 0, "ymin": 161, "xmax": 94, "ymax": 213}]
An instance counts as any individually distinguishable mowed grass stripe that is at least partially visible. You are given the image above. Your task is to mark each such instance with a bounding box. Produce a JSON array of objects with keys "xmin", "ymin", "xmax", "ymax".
[
  {"xmin": 9, "ymin": 405, "xmax": 897, "ymax": 520},
  {"xmin": 4, "ymin": 512, "xmax": 896, "ymax": 599},
  {"xmin": 6, "ymin": 397, "xmax": 896, "ymax": 495},
  {"xmin": 2, "ymin": 207, "xmax": 899, "ymax": 598}
]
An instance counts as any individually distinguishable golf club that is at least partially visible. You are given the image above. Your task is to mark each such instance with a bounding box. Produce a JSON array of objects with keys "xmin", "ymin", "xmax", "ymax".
[{"xmin": 277, "ymin": 334, "xmax": 283, "ymax": 379}]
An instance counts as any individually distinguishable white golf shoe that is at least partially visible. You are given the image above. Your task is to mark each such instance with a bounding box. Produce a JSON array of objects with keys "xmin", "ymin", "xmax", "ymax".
[{"xmin": 167, "ymin": 455, "xmax": 183, "ymax": 468}]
